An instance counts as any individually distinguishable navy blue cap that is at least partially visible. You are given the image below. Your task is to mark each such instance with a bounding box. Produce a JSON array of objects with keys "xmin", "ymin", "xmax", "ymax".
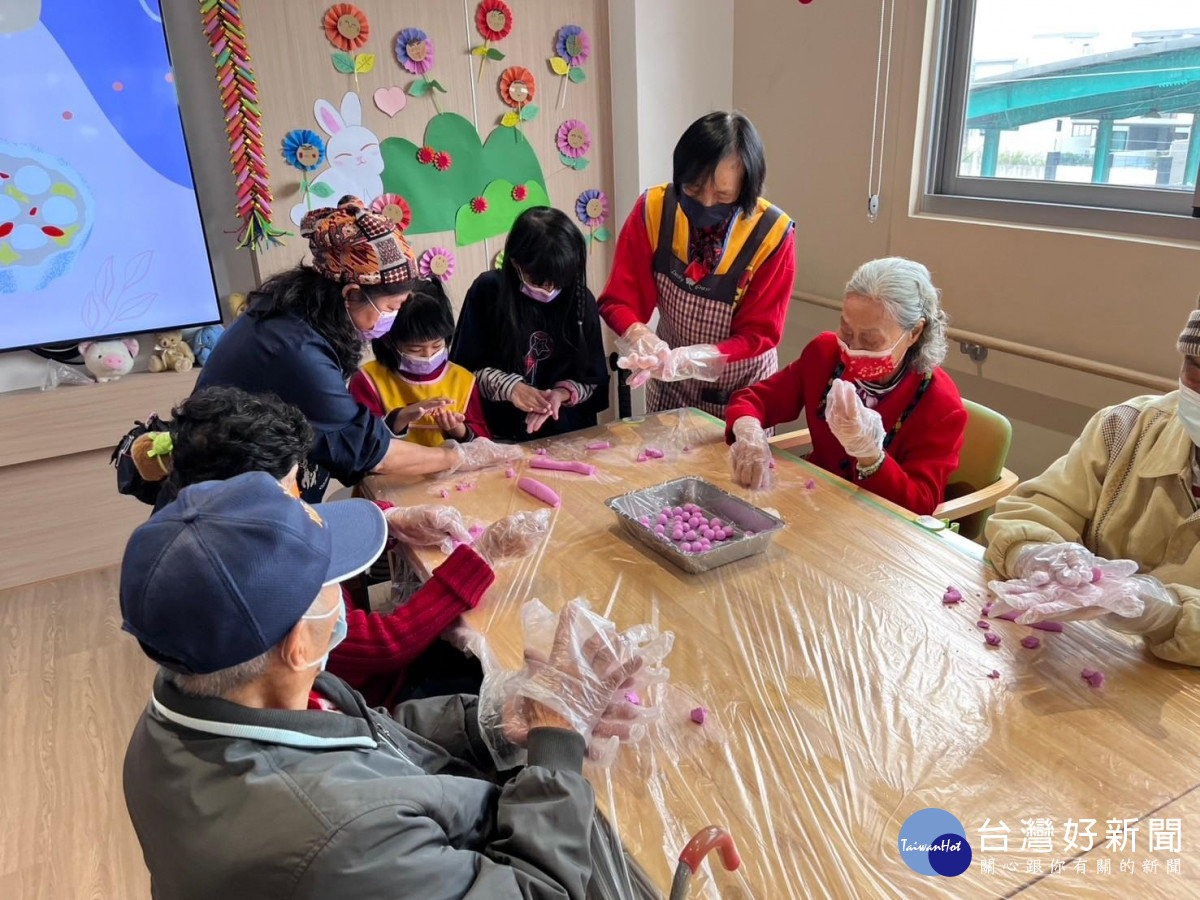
[{"xmin": 120, "ymin": 471, "xmax": 386, "ymax": 675}]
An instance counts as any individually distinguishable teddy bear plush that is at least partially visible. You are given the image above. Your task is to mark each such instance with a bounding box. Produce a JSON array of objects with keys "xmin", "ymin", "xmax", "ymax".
[
  {"xmin": 188, "ymin": 324, "xmax": 225, "ymax": 366},
  {"xmin": 148, "ymin": 331, "xmax": 195, "ymax": 374}
]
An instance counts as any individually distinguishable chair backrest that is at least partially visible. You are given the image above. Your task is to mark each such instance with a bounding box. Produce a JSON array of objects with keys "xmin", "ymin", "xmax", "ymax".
[{"xmin": 943, "ymin": 399, "xmax": 1013, "ymax": 539}]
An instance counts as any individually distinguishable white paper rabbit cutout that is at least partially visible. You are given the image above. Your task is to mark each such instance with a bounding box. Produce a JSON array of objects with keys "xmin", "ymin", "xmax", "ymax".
[{"xmin": 289, "ymin": 92, "xmax": 384, "ymax": 226}]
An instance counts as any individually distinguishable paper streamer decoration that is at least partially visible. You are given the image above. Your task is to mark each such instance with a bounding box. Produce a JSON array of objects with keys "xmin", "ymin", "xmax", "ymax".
[
  {"xmin": 549, "ymin": 25, "xmax": 590, "ymax": 108},
  {"xmin": 555, "ymin": 120, "xmax": 591, "ymax": 172},
  {"xmin": 472, "ymin": 0, "xmax": 512, "ymax": 84},
  {"xmin": 455, "ymin": 179, "xmax": 550, "ymax": 247},
  {"xmin": 282, "ymin": 129, "xmax": 327, "ymax": 214},
  {"xmin": 200, "ymin": 0, "xmax": 288, "ymax": 251},
  {"xmin": 379, "ymin": 112, "xmax": 545, "ymax": 235},
  {"xmin": 575, "ymin": 188, "xmax": 610, "ymax": 253},
  {"xmin": 498, "ymin": 66, "xmax": 537, "ymax": 131},
  {"xmin": 418, "ymin": 246, "xmax": 455, "ymax": 281},
  {"xmin": 397, "ymin": 28, "xmax": 447, "ymax": 115}
]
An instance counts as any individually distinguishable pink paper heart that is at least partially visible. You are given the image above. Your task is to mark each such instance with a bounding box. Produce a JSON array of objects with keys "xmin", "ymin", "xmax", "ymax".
[{"xmin": 373, "ymin": 86, "xmax": 407, "ymax": 118}]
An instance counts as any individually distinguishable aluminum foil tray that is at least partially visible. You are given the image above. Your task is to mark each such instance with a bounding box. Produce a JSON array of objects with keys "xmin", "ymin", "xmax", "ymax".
[{"xmin": 605, "ymin": 477, "xmax": 786, "ymax": 574}]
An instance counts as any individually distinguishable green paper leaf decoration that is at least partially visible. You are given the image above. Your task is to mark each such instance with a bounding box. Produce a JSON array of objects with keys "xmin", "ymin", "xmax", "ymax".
[
  {"xmin": 309, "ymin": 181, "xmax": 335, "ymax": 199},
  {"xmin": 500, "ymin": 111, "xmax": 521, "ymax": 128},
  {"xmin": 593, "ymin": 227, "xmax": 611, "ymax": 242},
  {"xmin": 558, "ymin": 151, "xmax": 575, "ymax": 168},
  {"xmin": 331, "ymin": 52, "xmax": 355, "ymax": 73},
  {"xmin": 549, "ymin": 57, "xmax": 570, "ymax": 76},
  {"xmin": 486, "ymin": 47, "xmax": 506, "ymax": 61},
  {"xmin": 455, "ymin": 179, "xmax": 551, "ymax": 247},
  {"xmin": 573, "ymin": 156, "xmax": 590, "ymax": 171},
  {"xmin": 430, "ymin": 79, "xmax": 448, "ymax": 94},
  {"xmin": 471, "ymin": 46, "xmax": 489, "ymax": 57},
  {"xmin": 520, "ymin": 104, "xmax": 538, "ymax": 122},
  {"xmin": 567, "ymin": 66, "xmax": 586, "ymax": 84},
  {"xmin": 354, "ymin": 53, "xmax": 376, "ymax": 74},
  {"xmin": 408, "ymin": 79, "xmax": 431, "ymax": 97}
]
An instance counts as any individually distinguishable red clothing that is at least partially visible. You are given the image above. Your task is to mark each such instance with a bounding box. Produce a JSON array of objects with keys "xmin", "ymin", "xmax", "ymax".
[
  {"xmin": 348, "ymin": 362, "xmax": 491, "ymax": 441},
  {"xmin": 725, "ymin": 332, "xmax": 967, "ymax": 515},
  {"xmin": 328, "ymin": 544, "xmax": 495, "ymax": 708},
  {"xmin": 598, "ymin": 193, "xmax": 797, "ymax": 364}
]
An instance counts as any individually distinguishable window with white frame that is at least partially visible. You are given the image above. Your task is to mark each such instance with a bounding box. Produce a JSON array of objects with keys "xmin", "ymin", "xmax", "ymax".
[{"xmin": 929, "ymin": 0, "xmax": 1200, "ymax": 224}]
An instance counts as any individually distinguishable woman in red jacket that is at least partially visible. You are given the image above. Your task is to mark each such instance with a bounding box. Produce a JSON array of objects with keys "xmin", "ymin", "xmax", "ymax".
[{"xmin": 725, "ymin": 257, "xmax": 967, "ymax": 516}]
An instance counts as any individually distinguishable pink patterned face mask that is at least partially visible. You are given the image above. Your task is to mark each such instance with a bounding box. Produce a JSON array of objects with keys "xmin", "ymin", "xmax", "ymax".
[{"xmin": 837, "ymin": 335, "xmax": 905, "ymax": 382}]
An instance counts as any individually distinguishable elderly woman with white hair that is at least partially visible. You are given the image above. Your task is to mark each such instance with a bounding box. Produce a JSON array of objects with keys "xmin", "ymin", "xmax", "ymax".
[{"xmin": 724, "ymin": 257, "xmax": 967, "ymax": 514}]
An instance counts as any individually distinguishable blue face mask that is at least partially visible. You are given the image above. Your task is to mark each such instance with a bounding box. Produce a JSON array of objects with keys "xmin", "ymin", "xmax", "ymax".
[
  {"xmin": 302, "ymin": 597, "xmax": 348, "ymax": 671},
  {"xmin": 679, "ymin": 192, "xmax": 736, "ymax": 230},
  {"xmin": 520, "ymin": 278, "xmax": 561, "ymax": 304}
]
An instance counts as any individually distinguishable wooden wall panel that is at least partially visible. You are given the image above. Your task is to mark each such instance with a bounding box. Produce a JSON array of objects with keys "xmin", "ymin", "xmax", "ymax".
[{"xmin": 240, "ymin": 0, "xmax": 615, "ymax": 310}]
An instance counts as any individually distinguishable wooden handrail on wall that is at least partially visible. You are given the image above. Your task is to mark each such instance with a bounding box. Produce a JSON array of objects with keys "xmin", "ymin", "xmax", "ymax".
[{"xmin": 795, "ymin": 291, "xmax": 1176, "ymax": 393}]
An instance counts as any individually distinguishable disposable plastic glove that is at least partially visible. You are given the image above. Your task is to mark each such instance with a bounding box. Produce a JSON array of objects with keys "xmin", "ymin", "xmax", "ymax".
[
  {"xmin": 729, "ymin": 416, "xmax": 772, "ymax": 490},
  {"xmin": 825, "ymin": 379, "xmax": 885, "ymax": 461},
  {"xmin": 384, "ymin": 505, "xmax": 473, "ymax": 551},
  {"xmin": 473, "ymin": 509, "xmax": 551, "ymax": 563},
  {"xmin": 1010, "ymin": 542, "xmax": 1139, "ymax": 587},
  {"xmin": 626, "ymin": 343, "xmax": 728, "ymax": 389},
  {"xmin": 1102, "ymin": 575, "xmax": 1182, "ymax": 637},
  {"xmin": 444, "ymin": 437, "xmax": 523, "ymax": 474},
  {"xmin": 615, "ymin": 323, "xmax": 669, "ymax": 374},
  {"xmin": 988, "ymin": 565, "xmax": 1147, "ymax": 625}
]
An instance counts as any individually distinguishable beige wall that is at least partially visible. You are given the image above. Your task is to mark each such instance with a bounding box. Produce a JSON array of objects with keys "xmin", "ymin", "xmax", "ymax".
[{"xmin": 734, "ymin": 0, "xmax": 1200, "ymax": 477}]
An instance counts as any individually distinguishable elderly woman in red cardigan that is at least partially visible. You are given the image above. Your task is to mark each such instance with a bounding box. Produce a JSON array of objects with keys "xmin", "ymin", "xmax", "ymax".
[{"xmin": 725, "ymin": 257, "xmax": 967, "ymax": 515}]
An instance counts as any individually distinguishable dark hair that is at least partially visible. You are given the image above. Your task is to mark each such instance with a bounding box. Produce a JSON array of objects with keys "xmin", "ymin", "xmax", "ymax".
[
  {"xmin": 672, "ymin": 111, "xmax": 766, "ymax": 216},
  {"xmin": 372, "ymin": 278, "xmax": 455, "ymax": 372},
  {"xmin": 247, "ymin": 265, "xmax": 416, "ymax": 378},
  {"xmin": 169, "ymin": 386, "xmax": 314, "ymax": 488},
  {"xmin": 496, "ymin": 207, "xmax": 589, "ymax": 374}
]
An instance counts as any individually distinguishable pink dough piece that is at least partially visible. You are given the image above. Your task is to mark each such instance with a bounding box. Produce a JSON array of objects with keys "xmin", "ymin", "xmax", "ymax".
[
  {"xmin": 1092, "ymin": 566, "xmax": 1103, "ymax": 583},
  {"xmin": 744, "ymin": 531, "xmax": 756, "ymax": 538},
  {"xmin": 976, "ymin": 620, "xmax": 990, "ymax": 630},
  {"xmin": 636, "ymin": 452, "xmax": 649, "ymax": 463},
  {"xmin": 942, "ymin": 587, "xmax": 962, "ymax": 605},
  {"xmin": 1081, "ymin": 669, "xmax": 1106, "ymax": 688},
  {"xmin": 468, "ymin": 525, "xmax": 485, "ymax": 540},
  {"xmin": 643, "ymin": 447, "xmax": 664, "ymax": 459},
  {"xmin": 517, "ymin": 477, "xmax": 561, "ymax": 508},
  {"xmin": 655, "ymin": 524, "xmax": 665, "ymax": 535},
  {"xmin": 992, "ymin": 609, "xmax": 1064, "ymax": 632},
  {"xmin": 1021, "ymin": 636, "xmax": 1041, "ymax": 650},
  {"xmin": 768, "ymin": 458, "xmax": 776, "ymax": 469},
  {"xmin": 536, "ymin": 448, "xmax": 547, "ymax": 455},
  {"xmin": 981, "ymin": 602, "xmax": 994, "ymax": 617},
  {"xmin": 455, "ymin": 482, "xmax": 475, "ymax": 492},
  {"xmin": 988, "ymin": 670, "xmax": 1001, "ymax": 679},
  {"xmin": 680, "ymin": 542, "xmax": 693, "ymax": 552},
  {"xmin": 985, "ymin": 632, "xmax": 1001, "ymax": 647},
  {"xmin": 689, "ymin": 707, "xmax": 707, "ymax": 725},
  {"xmin": 683, "ymin": 446, "xmax": 692, "ymax": 452},
  {"xmin": 805, "ymin": 478, "xmax": 817, "ymax": 490},
  {"xmin": 439, "ymin": 489, "xmax": 449, "ymax": 499},
  {"xmin": 638, "ymin": 516, "xmax": 651, "ymax": 526},
  {"xmin": 624, "ymin": 691, "xmax": 641, "ymax": 706},
  {"xmin": 530, "ymin": 457, "xmax": 596, "ymax": 476},
  {"xmin": 585, "ymin": 441, "xmax": 611, "ymax": 451},
  {"xmin": 505, "ymin": 467, "xmax": 516, "ymax": 479}
]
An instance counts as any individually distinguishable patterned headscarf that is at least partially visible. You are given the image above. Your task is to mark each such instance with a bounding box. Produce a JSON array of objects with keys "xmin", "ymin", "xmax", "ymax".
[
  {"xmin": 301, "ymin": 196, "xmax": 416, "ymax": 286},
  {"xmin": 1179, "ymin": 308, "xmax": 1200, "ymax": 357}
]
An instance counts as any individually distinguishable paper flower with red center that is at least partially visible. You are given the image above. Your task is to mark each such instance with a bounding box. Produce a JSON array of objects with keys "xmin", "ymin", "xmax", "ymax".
[
  {"xmin": 499, "ymin": 66, "xmax": 535, "ymax": 107},
  {"xmin": 470, "ymin": 197, "xmax": 488, "ymax": 214},
  {"xmin": 419, "ymin": 247, "xmax": 456, "ymax": 281},
  {"xmin": 395, "ymin": 27, "xmax": 434, "ymax": 75},
  {"xmin": 371, "ymin": 194, "xmax": 412, "ymax": 231},
  {"xmin": 416, "ymin": 146, "xmax": 435, "ymax": 165},
  {"xmin": 556, "ymin": 120, "xmax": 591, "ymax": 158},
  {"xmin": 433, "ymin": 151, "xmax": 452, "ymax": 171},
  {"xmin": 511, "ymin": 184, "xmax": 528, "ymax": 202},
  {"xmin": 476, "ymin": 0, "xmax": 513, "ymax": 42},
  {"xmin": 575, "ymin": 189, "xmax": 608, "ymax": 227},
  {"xmin": 323, "ymin": 4, "xmax": 369, "ymax": 52},
  {"xmin": 555, "ymin": 25, "xmax": 590, "ymax": 67}
]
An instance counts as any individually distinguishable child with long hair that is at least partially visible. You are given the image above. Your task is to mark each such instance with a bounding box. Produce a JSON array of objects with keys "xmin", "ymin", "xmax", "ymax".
[
  {"xmin": 349, "ymin": 279, "xmax": 489, "ymax": 446},
  {"xmin": 451, "ymin": 207, "xmax": 609, "ymax": 441}
]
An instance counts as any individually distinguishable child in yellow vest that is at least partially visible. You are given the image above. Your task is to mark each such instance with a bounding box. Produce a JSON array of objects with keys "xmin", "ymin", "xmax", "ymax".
[{"xmin": 349, "ymin": 280, "xmax": 490, "ymax": 446}]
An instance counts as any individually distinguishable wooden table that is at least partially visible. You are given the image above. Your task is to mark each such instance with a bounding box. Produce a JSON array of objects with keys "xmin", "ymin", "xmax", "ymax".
[{"xmin": 365, "ymin": 409, "xmax": 1200, "ymax": 899}]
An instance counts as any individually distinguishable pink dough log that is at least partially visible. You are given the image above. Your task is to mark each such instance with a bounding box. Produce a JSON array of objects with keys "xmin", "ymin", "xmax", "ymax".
[
  {"xmin": 529, "ymin": 457, "xmax": 596, "ymax": 476},
  {"xmin": 585, "ymin": 441, "xmax": 611, "ymax": 451},
  {"xmin": 517, "ymin": 477, "xmax": 561, "ymax": 508}
]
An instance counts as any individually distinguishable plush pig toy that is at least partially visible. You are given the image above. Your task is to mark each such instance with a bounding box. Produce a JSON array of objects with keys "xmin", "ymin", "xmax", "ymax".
[{"xmin": 79, "ymin": 338, "xmax": 138, "ymax": 382}]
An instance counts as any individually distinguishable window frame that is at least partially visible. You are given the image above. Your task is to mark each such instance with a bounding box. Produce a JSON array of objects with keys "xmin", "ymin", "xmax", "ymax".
[{"xmin": 923, "ymin": 0, "xmax": 1200, "ymax": 240}]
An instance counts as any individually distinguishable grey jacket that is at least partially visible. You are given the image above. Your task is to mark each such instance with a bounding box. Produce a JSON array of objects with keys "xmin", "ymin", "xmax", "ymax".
[{"xmin": 124, "ymin": 671, "xmax": 594, "ymax": 899}]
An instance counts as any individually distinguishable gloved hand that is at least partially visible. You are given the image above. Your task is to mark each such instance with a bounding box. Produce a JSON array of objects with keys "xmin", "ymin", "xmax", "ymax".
[
  {"xmin": 729, "ymin": 416, "xmax": 772, "ymax": 490},
  {"xmin": 445, "ymin": 437, "xmax": 523, "ymax": 474},
  {"xmin": 626, "ymin": 343, "xmax": 728, "ymax": 389},
  {"xmin": 525, "ymin": 387, "xmax": 570, "ymax": 434},
  {"xmin": 1102, "ymin": 575, "xmax": 1182, "ymax": 637},
  {"xmin": 615, "ymin": 323, "xmax": 669, "ymax": 371},
  {"xmin": 473, "ymin": 509, "xmax": 552, "ymax": 563},
  {"xmin": 385, "ymin": 505, "xmax": 473, "ymax": 550},
  {"xmin": 1009, "ymin": 542, "xmax": 1139, "ymax": 587},
  {"xmin": 825, "ymin": 379, "xmax": 885, "ymax": 462},
  {"xmin": 988, "ymin": 562, "xmax": 1147, "ymax": 625}
]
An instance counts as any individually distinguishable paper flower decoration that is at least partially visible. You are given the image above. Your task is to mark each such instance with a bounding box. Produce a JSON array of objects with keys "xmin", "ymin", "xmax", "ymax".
[
  {"xmin": 417, "ymin": 146, "xmax": 435, "ymax": 165},
  {"xmin": 371, "ymin": 194, "xmax": 412, "ymax": 230},
  {"xmin": 575, "ymin": 189, "xmax": 608, "ymax": 227},
  {"xmin": 476, "ymin": 0, "xmax": 513, "ymax": 42},
  {"xmin": 499, "ymin": 66, "xmax": 536, "ymax": 107},
  {"xmin": 324, "ymin": 4, "xmax": 369, "ymax": 52},
  {"xmin": 556, "ymin": 25, "xmax": 590, "ymax": 67},
  {"xmin": 282, "ymin": 129, "xmax": 326, "ymax": 172},
  {"xmin": 511, "ymin": 184, "xmax": 528, "ymax": 201},
  {"xmin": 470, "ymin": 197, "xmax": 488, "ymax": 214},
  {"xmin": 419, "ymin": 247, "xmax": 456, "ymax": 281},
  {"xmin": 434, "ymin": 151, "xmax": 452, "ymax": 171},
  {"xmin": 556, "ymin": 120, "xmax": 591, "ymax": 158},
  {"xmin": 396, "ymin": 28, "xmax": 434, "ymax": 75}
]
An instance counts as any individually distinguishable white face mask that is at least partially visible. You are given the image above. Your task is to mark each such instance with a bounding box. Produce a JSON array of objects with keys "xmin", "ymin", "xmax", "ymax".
[
  {"xmin": 300, "ymin": 597, "xmax": 348, "ymax": 671},
  {"xmin": 1177, "ymin": 381, "xmax": 1200, "ymax": 447}
]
